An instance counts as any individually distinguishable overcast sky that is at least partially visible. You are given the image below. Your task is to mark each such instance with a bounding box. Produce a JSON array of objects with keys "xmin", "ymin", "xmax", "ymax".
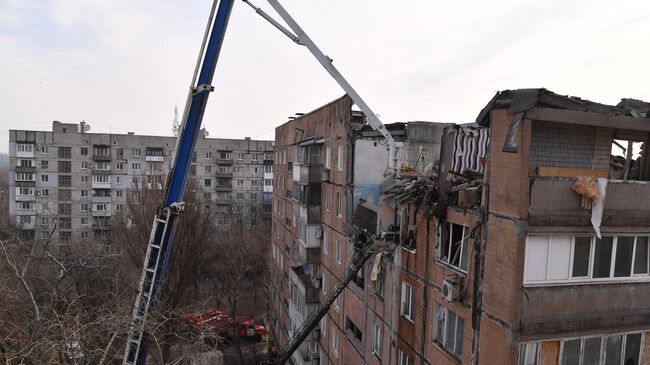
[{"xmin": 1, "ymin": 0, "xmax": 649, "ymax": 152}]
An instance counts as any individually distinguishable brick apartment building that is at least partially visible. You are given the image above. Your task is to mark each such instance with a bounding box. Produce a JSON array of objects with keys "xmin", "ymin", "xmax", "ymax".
[
  {"xmin": 269, "ymin": 90, "xmax": 650, "ymax": 365},
  {"xmin": 7, "ymin": 121, "xmax": 273, "ymax": 245}
]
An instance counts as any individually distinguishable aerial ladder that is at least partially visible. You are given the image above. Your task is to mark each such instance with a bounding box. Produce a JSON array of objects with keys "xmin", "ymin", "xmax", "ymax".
[{"xmin": 122, "ymin": 1, "xmax": 395, "ymax": 364}]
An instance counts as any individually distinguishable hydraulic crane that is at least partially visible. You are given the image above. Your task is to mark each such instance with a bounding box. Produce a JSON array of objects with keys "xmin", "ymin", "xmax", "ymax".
[{"xmin": 122, "ymin": 1, "xmax": 395, "ymax": 364}]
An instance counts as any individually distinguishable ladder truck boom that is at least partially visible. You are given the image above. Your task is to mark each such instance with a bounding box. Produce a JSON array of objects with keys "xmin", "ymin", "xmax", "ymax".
[
  {"xmin": 242, "ymin": 0, "xmax": 397, "ymax": 170},
  {"xmin": 271, "ymin": 231, "xmax": 382, "ymax": 365},
  {"xmin": 122, "ymin": 1, "xmax": 235, "ymax": 364}
]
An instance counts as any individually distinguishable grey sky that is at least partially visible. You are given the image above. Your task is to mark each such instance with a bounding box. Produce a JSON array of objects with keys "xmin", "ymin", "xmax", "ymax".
[{"xmin": 1, "ymin": 0, "xmax": 649, "ymax": 152}]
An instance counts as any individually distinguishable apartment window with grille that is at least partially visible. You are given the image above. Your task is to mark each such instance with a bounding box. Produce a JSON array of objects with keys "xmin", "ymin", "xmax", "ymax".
[
  {"xmin": 59, "ymin": 218, "xmax": 71, "ymax": 229},
  {"xmin": 401, "ymin": 282, "xmax": 414, "ymax": 321},
  {"xmin": 59, "ymin": 190, "xmax": 71, "ymax": 201},
  {"xmin": 58, "ymin": 147, "xmax": 71, "ymax": 158},
  {"xmin": 58, "ymin": 161, "xmax": 71, "ymax": 173},
  {"xmin": 433, "ymin": 302, "xmax": 464, "ymax": 358},
  {"xmin": 80, "ymin": 147, "xmax": 88, "ymax": 156},
  {"xmin": 372, "ymin": 323, "xmax": 382, "ymax": 357},
  {"xmin": 59, "ymin": 204, "xmax": 71, "ymax": 215},
  {"xmin": 41, "ymin": 160, "xmax": 48, "ymax": 169},
  {"xmin": 58, "ymin": 175, "xmax": 71, "ymax": 187},
  {"xmin": 59, "ymin": 231, "xmax": 71, "ymax": 242}
]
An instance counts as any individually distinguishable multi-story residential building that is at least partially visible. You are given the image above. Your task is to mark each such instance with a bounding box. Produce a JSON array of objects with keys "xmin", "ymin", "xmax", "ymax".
[
  {"xmin": 269, "ymin": 95, "xmax": 446, "ymax": 365},
  {"xmin": 7, "ymin": 121, "xmax": 274, "ymax": 245},
  {"xmin": 270, "ymin": 90, "xmax": 650, "ymax": 365}
]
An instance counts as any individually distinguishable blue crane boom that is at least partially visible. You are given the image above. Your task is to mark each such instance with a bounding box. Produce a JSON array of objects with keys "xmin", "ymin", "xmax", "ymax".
[{"xmin": 122, "ymin": 1, "xmax": 235, "ymax": 363}]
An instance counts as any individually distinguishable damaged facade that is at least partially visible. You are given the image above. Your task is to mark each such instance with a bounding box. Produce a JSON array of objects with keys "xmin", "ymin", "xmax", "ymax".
[{"xmin": 269, "ymin": 89, "xmax": 650, "ymax": 365}]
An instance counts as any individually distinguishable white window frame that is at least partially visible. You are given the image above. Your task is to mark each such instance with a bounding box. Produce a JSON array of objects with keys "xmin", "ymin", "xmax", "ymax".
[
  {"xmin": 336, "ymin": 192, "xmax": 342, "ymax": 217},
  {"xmin": 335, "ymin": 239, "xmax": 341, "ymax": 264},
  {"xmin": 325, "ymin": 147, "xmax": 331, "ymax": 169},
  {"xmin": 398, "ymin": 350, "xmax": 411, "ymax": 365},
  {"xmin": 524, "ymin": 234, "xmax": 650, "ymax": 286},
  {"xmin": 433, "ymin": 302, "xmax": 464, "ymax": 358},
  {"xmin": 401, "ymin": 282, "xmax": 413, "ymax": 321},
  {"xmin": 372, "ymin": 323, "xmax": 382, "ymax": 357},
  {"xmin": 437, "ymin": 222, "xmax": 471, "ymax": 272},
  {"xmin": 553, "ymin": 331, "xmax": 644, "ymax": 365},
  {"xmin": 332, "ymin": 328, "xmax": 339, "ymax": 357},
  {"xmin": 323, "ymin": 230, "xmax": 329, "ymax": 254},
  {"xmin": 337, "ymin": 145, "xmax": 344, "ymax": 171}
]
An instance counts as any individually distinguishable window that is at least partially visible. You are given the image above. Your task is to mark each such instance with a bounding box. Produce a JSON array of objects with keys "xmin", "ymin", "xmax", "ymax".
[
  {"xmin": 116, "ymin": 148, "xmax": 124, "ymax": 159},
  {"xmin": 524, "ymin": 235, "xmax": 650, "ymax": 285},
  {"xmin": 18, "ymin": 187, "xmax": 34, "ymax": 196},
  {"xmin": 438, "ymin": 222, "xmax": 472, "ymax": 272},
  {"xmin": 81, "ymin": 203, "xmax": 89, "ymax": 212},
  {"xmin": 59, "ymin": 232, "xmax": 71, "ymax": 242},
  {"xmin": 337, "ymin": 145, "xmax": 344, "ymax": 171},
  {"xmin": 80, "ymin": 161, "xmax": 89, "ymax": 169},
  {"xmin": 132, "ymin": 176, "xmax": 140, "ymax": 185},
  {"xmin": 335, "ymin": 192, "xmax": 342, "ymax": 217},
  {"xmin": 237, "ymin": 180, "xmax": 244, "ymax": 187},
  {"xmin": 132, "ymin": 191, "xmax": 141, "ymax": 199},
  {"xmin": 220, "ymin": 152, "xmax": 230, "ymax": 159},
  {"xmin": 41, "ymin": 174, "xmax": 48, "ymax": 182},
  {"xmin": 116, "ymin": 162, "xmax": 125, "ymax": 170},
  {"xmin": 59, "ymin": 218, "xmax": 71, "ymax": 229},
  {"xmin": 17, "ymin": 144, "xmax": 33, "ymax": 153},
  {"xmin": 80, "ymin": 176, "xmax": 88, "ymax": 183},
  {"xmin": 16, "ymin": 172, "xmax": 34, "ymax": 181},
  {"xmin": 372, "ymin": 323, "xmax": 382, "ymax": 357},
  {"xmin": 252, "ymin": 167, "xmax": 259, "ymax": 174},
  {"xmin": 323, "ymin": 230, "xmax": 329, "ymax": 254},
  {"xmin": 324, "ymin": 190, "xmax": 330, "ymax": 211},
  {"xmin": 320, "ymin": 317, "xmax": 327, "ymax": 336},
  {"xmin": 92, "ymin": 175, "xmax": 109, "ymax": 183},
  {"xmin": 264, "ymin": 165, "xmax": 273, "ymax": 173},
  {"xmin": 335, "ymin": 239, "xmax": 341, "ymax": 264},
  {"xmin": 517, "ymin": 332, "xmax": 643, "ymax": 365},
  {"xmin": 41, "ymin": 189, "xmax": 49, "ymax": 196},
  {"xmin": 205, "ymin": 151, "xmax": 212, "ymax": 159},
  {"xmin": 132, "ymin": 148, "xmax": 141, "ymax": 156},
  {"xmin": 58, "ymin": 147, "xmax": 71, "ymax": 158},
  {"xmin": 81, "ymin": 217, "xmax": 88, "ymax": 226},
  {"xmin": 59, "ymin": 203, "xmax": 71, "ymax": 215},
  {"xmin": 251, "ymin": 180, "xmax": 259, "ymax": 187},
  {"xmin": 325, "ymin": 147, "xmax": 332, "ymax": 169},
  {"xmin": 94, "ymin": 203, "xmax": 107, "ymax": 211},
  {"xmin": 41, "ymin": 231, "xmax": 49, "ymax": 239},
  {"xmin": 80, "ymin": 147, "xmax": 88, "ymax": 156},
  {"xmin": 205, "ymin": 165, "xmax": 211, "ymax": 173},
  {"xmin": 116, "ymin": 190, "xmax": 123, "ymax": 198},
  {"xmin": 220, "ymin": 166, "xmax": 230, "ymax": 173},
  {"xmin": 81, "ymin": 231, "xmax": 89, "ymax": 240},
  {"xmin": 401, "ymin": 282, "xmax": 414, "ymax": 320},
  {"xmin": 433, "ymin": 303, "xmax": 464, "ymax": 358},
  {"xmin": 58, "ymin": 175, "xmax": 71, "ymax": 187},
  {"xmin": 131, "ymin": 163, "xmax": 141, "ymax": 170},
  {"xmin": 398, "ymin": 350, "xmax": 412, "ymax": 365},
  {"xmin": 81, "ymin": 190, "xmax": 88, "ymax": 197},
  {"xmin": 40, "ymin": 160, "xmax": 48, "ymax": 169},
  {"xmin": 18, "ymin": 201, "xmax": 33, "ymax": 210},
  {"xmin": 332, "ymin": 329, "xmax": 339, "ymax": 357},
  {"xmin": 375, "ymin": 264, "xmax": 385, "ymax": 298},
  {"xmin": 204, "ymin": 179, "xmax": 212, "ymax": 187},
  {"xmin": 116, "ymin": 204, "xmax": 123, "ymax": 212},
  {"xmin": 346, "ymin": 317, "xmax": 363, "ymax": 344},
  {"xmin": 238, "ymin": 153, "xmax": 244, "ymax": 161}
]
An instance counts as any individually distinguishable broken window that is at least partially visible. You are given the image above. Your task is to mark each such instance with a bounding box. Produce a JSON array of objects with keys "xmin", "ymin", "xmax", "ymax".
[
  {"xmin": 433, "ymin": 302, "xmax": 464, "ymax": 358},
  {"xmin": 610, "ymin": 136, "xmax": 647, "ymax": 181},
  {"xmin": 437, "ymin": 222, "xmax": 471, "ymax": 272},
  {"xmin": 400, "ymin": 204, "xmax": 417, "ymax": 252}
]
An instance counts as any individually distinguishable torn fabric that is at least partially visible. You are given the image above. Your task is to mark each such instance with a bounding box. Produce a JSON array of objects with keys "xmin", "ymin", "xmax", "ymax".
[
  {"xmin": 370, "ymin": 252, "xmax": 383, "ymax": 281},
  {"xmin": 591, "ymin": 178, "xmax": 607, "ymax": 239}
]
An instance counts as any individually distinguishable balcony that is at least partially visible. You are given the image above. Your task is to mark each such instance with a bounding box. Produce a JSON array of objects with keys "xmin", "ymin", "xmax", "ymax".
[
  {"xmin": 528, "ymin": 177, "xmax": 650, "ymax": 226},
  {"xmin": 16, "ymin": 150, "xmax": 34, "ymax": 158},
  {"xmin": 216, "ymin": 171, "xmax": 233, "ymax": 178},
  {"xmin": 92, "ymin": 169, "xmax": 112, "ymax": 175},
  {"xmin": 16, "ymin": 218, "xmax": 36, "ymax": 230},
  {"xmin": 215, "ymin": 185, "xmax": 233, "ymax": 192},
  {"xmin": 15, "ymin": 166, "xmax": 35, "ymax": 173},
  {"xmin": 92, "ymin": 181, "xmax": 111, "ymax": 189},
  {"xmin": 92, "ymin": 222, "xmax": 112, "ymax": 230},
  {"xmin": 145, "ymin": 155, "xmax": 164, "ymax": 162},
  {"xmin": 300, "ymin": 205, "xmax": 321, "ymax": 224},
  {"xmin": 298, "ymin": 165, "xmax": 322, "ymax": 184},
  {"xmin": 216, "ymin": 158, "xmax": 233, "ymax": 165},
  {"xmin": 92, "ymin": 154, "xmax": 111, "ymax": 161},
  {"xmin": 91, "ymin": 196, "xmax": 111, "ymax": 203}
]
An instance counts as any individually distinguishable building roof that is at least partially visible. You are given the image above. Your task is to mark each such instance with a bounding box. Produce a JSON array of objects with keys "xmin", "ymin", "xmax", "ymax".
[{"xmin": 476, "ymin": 88, "xmax": 650, "ymax": 126}]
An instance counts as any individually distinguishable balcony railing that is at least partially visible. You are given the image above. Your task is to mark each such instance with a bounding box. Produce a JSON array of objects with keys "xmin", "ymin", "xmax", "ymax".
[{"xmin": 92, "ymin": 154, "xmax": 111, "ymax": 161}]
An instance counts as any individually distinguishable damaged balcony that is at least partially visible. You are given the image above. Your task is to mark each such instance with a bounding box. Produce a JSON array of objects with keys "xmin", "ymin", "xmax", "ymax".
[{"xmin": 528, "ymin": 120, "xmax": 650, "ymax": 226}]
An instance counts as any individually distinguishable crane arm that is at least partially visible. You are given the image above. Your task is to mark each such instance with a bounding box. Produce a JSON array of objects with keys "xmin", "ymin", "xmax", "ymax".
[
  {"xmin": 272, "ymin": 231, "xmax": 381, "ymax": 365},
  {"xmin": 122, "ymin": 1, "xmax": 235, "ymax": 364},
  {"xmin": 242, "ymin": 0, "xmax": 397, "ymax": 170}
]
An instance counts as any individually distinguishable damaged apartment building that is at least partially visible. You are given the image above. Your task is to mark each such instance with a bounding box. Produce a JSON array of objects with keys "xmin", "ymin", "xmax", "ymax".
[{"xmin": 269, "ymin": 89, "xmax": 650, "ymax": 365}]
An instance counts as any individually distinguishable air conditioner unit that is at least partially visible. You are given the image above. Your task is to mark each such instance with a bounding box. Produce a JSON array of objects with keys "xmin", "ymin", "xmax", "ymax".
[
  {"xmin": 312, "ymin": 328, "xmax": 321, "ymax": 340},
  {"xmin": 442, "ymin": 279, "xmax": 461, "ymax": 302},
  {"xmin": 321, "ymin": 168, "xmax": 330, "ymax": 182},
  {"xmin": 315, "ymin": 228, "xmax": 322, "ymax": 239}
]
